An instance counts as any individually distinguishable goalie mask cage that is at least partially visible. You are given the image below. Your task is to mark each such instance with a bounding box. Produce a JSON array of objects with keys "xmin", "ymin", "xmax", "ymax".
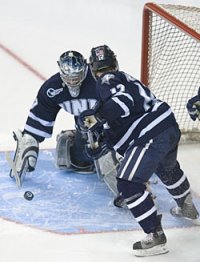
[{"xmin": 141, "ymin": 2, "xmax": 200, "ymax": 142}]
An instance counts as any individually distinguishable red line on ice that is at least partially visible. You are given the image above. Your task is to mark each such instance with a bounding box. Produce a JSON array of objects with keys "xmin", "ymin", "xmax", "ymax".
[{"xmin": 0, "ymin": 42, "xmax": 46, "ymax": 81}]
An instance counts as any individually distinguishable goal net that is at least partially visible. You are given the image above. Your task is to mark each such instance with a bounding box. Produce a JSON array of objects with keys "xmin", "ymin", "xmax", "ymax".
[{"xmin": 141, "ymin": 3, "xmax": 200, "ymax": 142}]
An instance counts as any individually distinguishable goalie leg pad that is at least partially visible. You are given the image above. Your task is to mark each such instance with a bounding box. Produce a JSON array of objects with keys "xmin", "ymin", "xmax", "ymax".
[
  {"xmin": 95, "ymin": 150, "xmax": 120, "ymax": 195},
  {"xmin": 56, "ymin": 130, "xmax": 75, "ymax": 169},
  {"xmin": 10, "ymin": 130, "xmax": 39, "ymax": 178},
  {"xmin": 56, "ymin": 129, "xmax": 94, "ymax": 172}
]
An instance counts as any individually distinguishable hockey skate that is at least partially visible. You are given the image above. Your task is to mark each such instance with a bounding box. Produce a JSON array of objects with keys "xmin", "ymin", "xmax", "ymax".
[
  {"xmin": 6, "ymin": 130, "xmax": 38, "ymax": 187},
  {"xmin": 133, "ymin": 215, "xmax": 168, "ymax": 257},
  {"xmin": 170, "ymin": 193, "xmax": 200, "ymax": 225},
  {"xmin": 113, "ymin": 194, "xmax": 127, "ymax": 208}
]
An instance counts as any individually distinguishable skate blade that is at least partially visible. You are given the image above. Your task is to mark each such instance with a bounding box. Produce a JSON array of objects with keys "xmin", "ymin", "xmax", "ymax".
[
  {"xmin": 171, "ymin": 207, "xmax": 200, "ymax": 225},
  {"xmin": 172, "ymin": 215, "xmax": 200, "ymax": 226},
  {"xmin": 75, "ymin": 170, "xmax": 95, "ymax": 174},
  {"xmin": 133, "ymin": 244, "xmax": 169, "ymax": 257}
]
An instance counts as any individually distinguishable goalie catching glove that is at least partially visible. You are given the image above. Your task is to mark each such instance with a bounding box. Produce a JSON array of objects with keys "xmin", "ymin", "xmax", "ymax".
[{"xmin": 9, "ymin": 130, "xmax": 39, "ymax": 180}]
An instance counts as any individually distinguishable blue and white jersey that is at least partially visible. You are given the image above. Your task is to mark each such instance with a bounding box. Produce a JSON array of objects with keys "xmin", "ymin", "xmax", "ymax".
[
  {"xmin": 96, "ymin": 71, "xmax": 178, "ymax": 156},
  {"xmin": 24, "ymin": 67, "xmax": 97, "ymax": 142}
]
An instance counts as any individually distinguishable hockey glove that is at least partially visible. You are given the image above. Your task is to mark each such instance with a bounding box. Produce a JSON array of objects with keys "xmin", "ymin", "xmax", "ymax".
[
  {"xmin": 85, "ymin": 143, "xmax": 109, "ymax": 160},
  {"xmin": 78, "ymin": 109, "xmax": 105, "ymax": 132},
  {"xmin": 85, "ymin": 136, "xmax": 109, "ymax": 160},
  {"xmin": 187, "ymin": 99, "xmax": 200, "ymax": 121},
  {"xmin": 10, "ymin": 130, "xmax": 39, "ymax": 178}
]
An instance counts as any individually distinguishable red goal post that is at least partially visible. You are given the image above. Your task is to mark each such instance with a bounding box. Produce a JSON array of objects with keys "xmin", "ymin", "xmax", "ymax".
[{"xmin": 141, "ymin": 2, "xmax": 200, "ymax": 142}]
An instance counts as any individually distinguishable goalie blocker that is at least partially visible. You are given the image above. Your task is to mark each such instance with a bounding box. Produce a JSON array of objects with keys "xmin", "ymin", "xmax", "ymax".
[{"xmin": 8, "ymin": 130, "xmax": 39, "ymax": 186}]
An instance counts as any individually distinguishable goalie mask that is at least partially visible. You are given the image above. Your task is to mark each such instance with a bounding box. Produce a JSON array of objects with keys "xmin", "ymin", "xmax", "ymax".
[
  {"xmin": 89, "ymin": 45, "xmax": 119, "ymax": 80},
  {"xmin": 57, "ymin": 51, "xmax": 88, "ymax": 97}
]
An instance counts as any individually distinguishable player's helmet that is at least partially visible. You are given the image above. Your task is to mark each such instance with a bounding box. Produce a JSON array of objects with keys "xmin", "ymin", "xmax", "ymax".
[
  {"xmin": 89, "ymin": 45, "xmax": 118, "ymax": 79},
  {"xmin": 57, "ymin": 51, "xmax": 88, "ymax": 97}
]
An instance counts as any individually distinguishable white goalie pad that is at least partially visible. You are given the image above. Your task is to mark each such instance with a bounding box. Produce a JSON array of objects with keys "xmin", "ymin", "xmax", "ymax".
[
  {"xmin": 96, "ymin": 150, "xmax": 121, "ymax": 196},
  {"xmin": 8, "ymin": 129, "xmax": 39, "ymax": 186},
  {"xmin": 87, "ymin": 129, "xmax": 121, "ymax": 196}
]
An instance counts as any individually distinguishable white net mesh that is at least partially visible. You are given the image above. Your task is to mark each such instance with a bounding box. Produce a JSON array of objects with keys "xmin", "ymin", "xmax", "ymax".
[{"xmin": 144, "ymin": 4, "xmax": 200, "ymax": 141}]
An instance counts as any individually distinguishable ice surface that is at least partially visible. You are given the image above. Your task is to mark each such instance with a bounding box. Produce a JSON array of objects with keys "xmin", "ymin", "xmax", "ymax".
[{"xmin": 1, "ymin": 149, "xmax": 199, "ymax": 235}]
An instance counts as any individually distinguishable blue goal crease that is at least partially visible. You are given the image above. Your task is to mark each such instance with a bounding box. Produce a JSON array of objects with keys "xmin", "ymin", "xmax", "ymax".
[{"xmin": 0, "ymin": 149, "xmax": 199, "ymax": 234}]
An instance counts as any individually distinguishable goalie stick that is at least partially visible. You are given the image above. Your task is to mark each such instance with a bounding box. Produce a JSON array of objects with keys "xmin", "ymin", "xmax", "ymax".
[{"xmin": 87, "ymin": 130, "xmax": 102, "ymax": 179}]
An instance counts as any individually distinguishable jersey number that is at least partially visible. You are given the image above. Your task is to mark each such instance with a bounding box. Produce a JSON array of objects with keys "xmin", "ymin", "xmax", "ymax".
[{"xmin": 110, "ymin": 84, "xmax": 125, "ymax": 94}]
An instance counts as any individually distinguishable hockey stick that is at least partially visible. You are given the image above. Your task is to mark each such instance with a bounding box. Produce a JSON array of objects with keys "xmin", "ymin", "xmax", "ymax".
[{"xmin": 87, "ymin": 130, "xmax": 103, "ymax": 179}]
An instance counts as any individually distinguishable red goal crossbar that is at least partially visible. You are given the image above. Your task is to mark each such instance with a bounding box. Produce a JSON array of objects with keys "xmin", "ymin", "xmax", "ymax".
[{"xmin": 141, "ymin": 2, "xmax": 200, "ymax": 85}]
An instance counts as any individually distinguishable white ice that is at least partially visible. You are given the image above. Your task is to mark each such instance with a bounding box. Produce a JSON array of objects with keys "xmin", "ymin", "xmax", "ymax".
[{"xmin": 0, "ymin": 0, "xmax": 200, "ymax": 261}]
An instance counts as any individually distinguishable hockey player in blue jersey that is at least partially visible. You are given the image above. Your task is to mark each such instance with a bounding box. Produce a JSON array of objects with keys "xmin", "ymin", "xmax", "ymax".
[
  {"xmin": 186, "ymin": 87, "xmax": 200, "ymax": 121},
  {"xmin": 9, "ymin": 50, "xmax": 119, "ymax": 196},
  {"xmin": 78, "ymin": 45, "xmax": 199, "ymax": 257}
]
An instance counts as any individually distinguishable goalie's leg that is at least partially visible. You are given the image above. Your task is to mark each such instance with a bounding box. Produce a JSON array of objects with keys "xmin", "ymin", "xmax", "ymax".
[
  {"xmin": 86, "ymin": 129, "xmax": 125, "ymax": 206},
  {"xmin": 95, "ymin": 150, "xmax": 120, "ymax": 196},
  {"xmin": 56, "ymin": 129, "xmax": 95, "ymax": 173}
]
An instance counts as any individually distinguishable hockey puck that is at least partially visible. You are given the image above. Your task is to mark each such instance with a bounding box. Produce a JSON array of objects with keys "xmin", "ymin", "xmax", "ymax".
[{"xmin": 24, "ymin": 191, "xmax": 34, "ymax": 201}]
